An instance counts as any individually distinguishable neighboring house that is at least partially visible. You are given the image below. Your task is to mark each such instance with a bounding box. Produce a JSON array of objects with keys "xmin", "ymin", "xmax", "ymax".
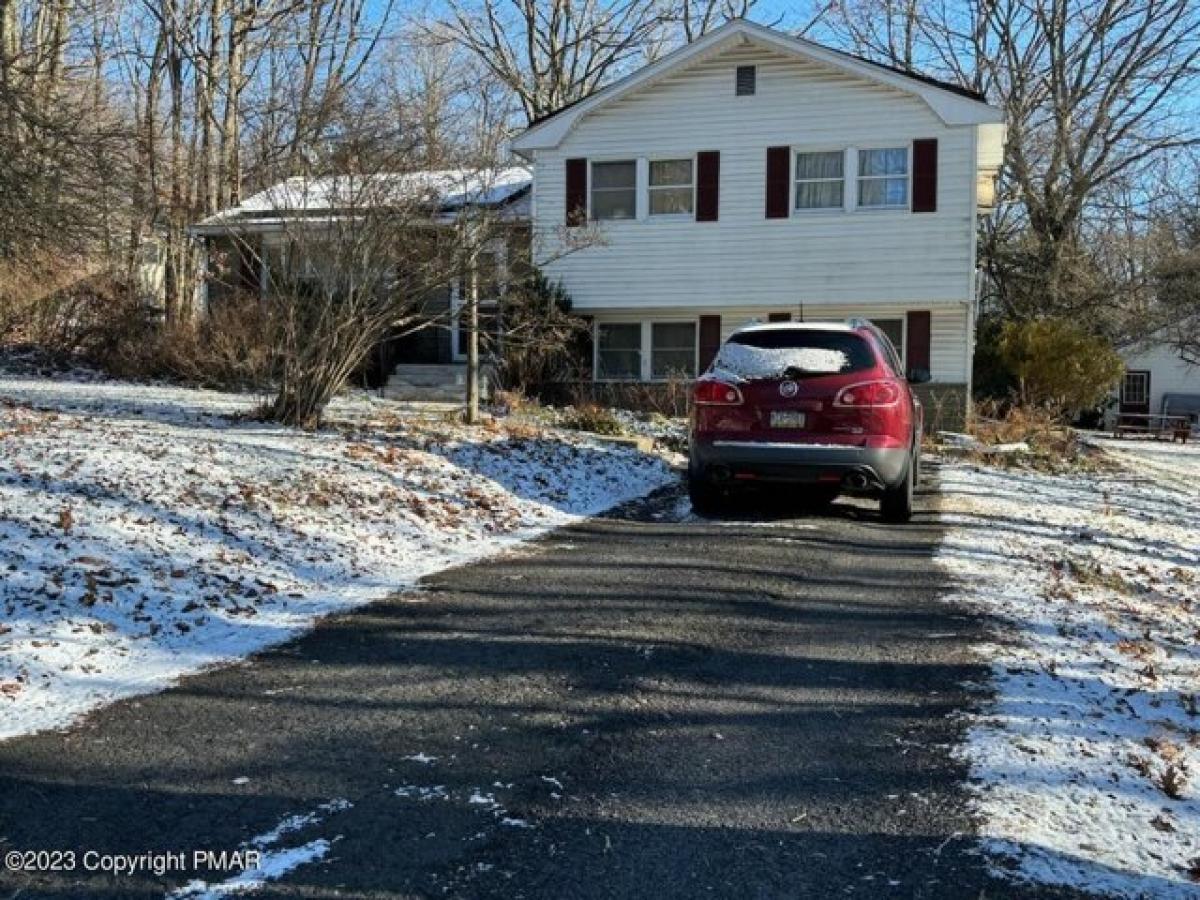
[
  {"xmin": 190, "ymin": 168, "xmax": 530, "ymax": 398},
  {"xmin": 511, "ymin": 18, "xmax": 1005, "ymax": 427},
  {"xmin": 1112, "ymin": 339, "xmax": 1200, "ymax": 431}
]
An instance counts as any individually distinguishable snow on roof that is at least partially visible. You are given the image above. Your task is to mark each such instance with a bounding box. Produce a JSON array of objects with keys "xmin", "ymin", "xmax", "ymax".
[{"xmin": 196, "ymin": 167, "xmax": 531, "ymax": 229}]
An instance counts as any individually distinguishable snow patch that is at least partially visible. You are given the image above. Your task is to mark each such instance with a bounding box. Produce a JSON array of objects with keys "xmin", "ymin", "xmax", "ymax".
[
  {"xmin": 711, "ymin": 343, "xmax": 850, "ymax": 380},
  {"xmin": 937, "ymin": 460, "xmax": 1200, "ymax": 897},
  {"xmin": 0, "ymin": 376, "xmax": 675, "ymax": 741}
]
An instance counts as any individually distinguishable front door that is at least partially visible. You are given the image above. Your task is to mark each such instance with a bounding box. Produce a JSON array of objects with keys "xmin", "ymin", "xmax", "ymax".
[{"xmin": 1120, "ymin": 370, "xmax": 1151, "ymax": 415}]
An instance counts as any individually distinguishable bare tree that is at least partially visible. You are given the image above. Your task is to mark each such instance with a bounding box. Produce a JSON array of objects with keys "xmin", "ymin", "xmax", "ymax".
[
  {"xmin": 440, "ymin": 0, "xmax": 671, "ymax": 124},
  {"xmin": 830, "ymin": 0, "xmax": 1200, "ymax": 326},
  {"xmin": 210, "ymin": 165, "xmax": 511, "ymax": 427}
]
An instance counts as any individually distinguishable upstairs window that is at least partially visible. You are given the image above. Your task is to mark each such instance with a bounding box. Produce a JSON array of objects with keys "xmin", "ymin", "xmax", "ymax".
[
  {"xmin": 591, "ymin": 160, "xmax": 636, "ymax": 220},
  {"xmin": 858, "ymin": 147, "xmax": 909, "ymax": 208},
  {"xmin": 794, "ymin": 151, "xmax": 845, "ymax": 210},
  {"xmin": 736, "ymin": 65, "xmax": 757, "ymax": 96},
  {"xmin": 648, "ymin": 159, "xmax": 694, "ymax": 216}
]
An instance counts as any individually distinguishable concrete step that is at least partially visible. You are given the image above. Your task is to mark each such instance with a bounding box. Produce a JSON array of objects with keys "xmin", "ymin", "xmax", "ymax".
[
  {"xmin": 390, "ymin": 364, "xmax": 470, "ymax": 388},
  {"xmin": 383, "ymin": 384, "xmax": 466, "ymax": 402}
]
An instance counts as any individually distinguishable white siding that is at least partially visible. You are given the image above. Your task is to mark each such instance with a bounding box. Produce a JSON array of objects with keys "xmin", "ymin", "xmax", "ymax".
[
  {"xmin": 591, "ymin": 303, "xmax": 970, "ymax": 383},
  {"xmin": 1120, "ymin": 345, "xmax": 1200, "ymax": 413},
  {"xmin": 534, "ymin": 43, "xmax": 978, "ymax": 318}
]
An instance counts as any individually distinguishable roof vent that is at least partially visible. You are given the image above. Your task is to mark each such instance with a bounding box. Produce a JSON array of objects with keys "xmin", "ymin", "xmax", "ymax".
[{"xmin": 736, "ymin": 65, "xmax": 756, "ymax": 96}]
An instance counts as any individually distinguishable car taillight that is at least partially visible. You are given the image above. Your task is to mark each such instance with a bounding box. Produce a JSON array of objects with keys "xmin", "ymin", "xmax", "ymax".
[
  {"xmin": 833, "ymin": 380, "xmax": 902, "ymax": 408},
  {"xmin": 693, "ymin": 379, "xmax": 743, "ymax": 405}
]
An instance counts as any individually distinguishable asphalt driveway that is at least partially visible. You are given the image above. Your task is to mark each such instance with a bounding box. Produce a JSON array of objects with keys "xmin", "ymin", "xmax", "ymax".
[{"xmin": 0, "ymin": 473, "xmax": 1076, "ymax": 898}]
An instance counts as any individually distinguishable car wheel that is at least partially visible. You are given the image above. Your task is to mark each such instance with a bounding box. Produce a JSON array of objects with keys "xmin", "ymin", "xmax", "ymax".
[
  {"xmin": 688, "ymin": 475, "xmax": 724, "ymax": 516},
  {"xmin": 880, "ymin": 455, "xmax": 914, "ymax": 523}
]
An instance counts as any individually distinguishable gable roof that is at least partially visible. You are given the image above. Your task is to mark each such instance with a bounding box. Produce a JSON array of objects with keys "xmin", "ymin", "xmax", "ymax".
[
  {"xmin": 512, "ymin": 19, "xmax": 1003, "ymax": 155},
  {"xmin": 192, "ymin": 167, "xmax": 530, "ymax": 234}
]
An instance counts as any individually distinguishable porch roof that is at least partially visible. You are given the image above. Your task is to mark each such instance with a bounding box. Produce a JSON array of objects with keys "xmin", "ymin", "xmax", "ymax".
[{"xmin": 192, "ymin": 167, "xmax": 531, "ymax": 235}]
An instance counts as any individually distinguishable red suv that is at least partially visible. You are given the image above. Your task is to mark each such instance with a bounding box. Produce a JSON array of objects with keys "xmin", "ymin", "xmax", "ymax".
[{"xmin": 688, "ymin": 319, "xmax": 927, "ymax": 522}]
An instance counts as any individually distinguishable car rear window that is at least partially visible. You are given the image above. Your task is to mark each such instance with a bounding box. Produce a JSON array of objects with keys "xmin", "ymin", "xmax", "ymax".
[{"xmin": 713, "ymin": 329, "xmax": 875, "ymax": 379}]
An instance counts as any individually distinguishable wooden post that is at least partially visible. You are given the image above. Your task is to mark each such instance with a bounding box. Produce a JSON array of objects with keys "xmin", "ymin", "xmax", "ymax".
[{"xmin": 466, "ymin": 245, "xmax": 480, "ymax": 424}]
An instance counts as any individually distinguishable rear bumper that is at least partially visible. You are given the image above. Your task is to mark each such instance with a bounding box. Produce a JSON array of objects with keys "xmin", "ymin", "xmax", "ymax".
[{"xmin": 690, "ymin": 439, "xmax": 911, "ymax": 490}]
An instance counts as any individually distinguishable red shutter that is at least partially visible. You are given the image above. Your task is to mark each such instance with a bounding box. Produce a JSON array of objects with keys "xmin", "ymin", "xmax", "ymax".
[
  {"xmin": 905, "ymin": 310, "xmax": 931, "ymax": 374},
  {"xmin": 765, "ymin": 146, "xmax": 790, "ymax": 218},
  {"xmin": 912, "ymin": 139, "xmax": 937, "ymax": 213},
  {"xmin": 699, "ymin": 315, "xmax": 722, "ymax": 372},
  {"xmin": 696, "ymin": 151, "xmax": 720, "ymax": 222},
  {"xmin": 768, "ymin": 312, "xmax": 791, "ymax": 322},
  {"xmin": 565, "ymin": 158, "xmax": 587, "ymax": 226}
]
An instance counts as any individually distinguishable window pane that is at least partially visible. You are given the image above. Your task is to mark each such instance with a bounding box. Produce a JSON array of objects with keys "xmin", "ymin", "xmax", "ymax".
[
  {"xmin": 795, "ymin": 181, "xmax": 843, "ymax": 209},
  {"xmin": 721, "ymin": 329, "xmax": 875, "ymax": 376},
  {"xmin": 598, "ymin": 323, "xmax": 641, "ymax": 351},
  {"xmin": 649, "ymin": 187, "xmax": 694, "ymax": 215},
  {"xmin": 859, "ymin": 148, "xmax": 908, "ymax": 176},
  {"xmin": 651, "ymin": 323, "xmax": 696, "ymax": 378},
  {"xmin": 598, "ymin": 351, "xmax": 641, "ymax": 379},
  {"xmin": 650, "ymin": 159, "xmax": 692, "ymax": 186},
  {"xmin": 652, "ymin": 350, "xmax": 695, "ymax": 379},
  {"xmin": 858, "ymin": 177, "xmax": 908, "ymax": 207},
  {"xmin": 591, "ymin": 160, "xmax": 635, "ymax": 189},
  {"xmin": 795, "ymin": 151, "xmax": 843, "ymax": 179},
  {"xmin": 652, "ymin": 322, "xmax": 695, "ymax": 350},
  {"xmin": 592, "ymin": 189, "xmax": 636, "ymax": 220}
]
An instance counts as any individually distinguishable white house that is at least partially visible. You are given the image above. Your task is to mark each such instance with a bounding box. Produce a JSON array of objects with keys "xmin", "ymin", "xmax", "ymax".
[
  {"xmin": 511, "ymin": 19, "xmax": 1005, "ymax": 426},
  {"xmin": 191, "ymin": 168, "xmax": 531, "ymax": 398},
  {"xmin": 1113, "ymin": 339, "xmax": 1200, "ymax": 430}
]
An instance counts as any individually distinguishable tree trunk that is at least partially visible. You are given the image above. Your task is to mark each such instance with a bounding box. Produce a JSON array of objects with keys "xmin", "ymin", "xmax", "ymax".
[{"xmin": 466, "ymin": 249, "xmax": 480, "ymax": 424}]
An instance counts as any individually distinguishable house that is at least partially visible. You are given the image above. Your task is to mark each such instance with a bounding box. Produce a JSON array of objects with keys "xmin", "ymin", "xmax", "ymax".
[
  {"xmin": 1111, "ymin": 338, "xmax": 1200, "ymax": 432},
  {"xmin": 511, "ymin": 19, "xmax": 1005, "ymax": 428},
  {"xmin": 190, "ymin": 168, "xmax": 531, "ymax": 398}
]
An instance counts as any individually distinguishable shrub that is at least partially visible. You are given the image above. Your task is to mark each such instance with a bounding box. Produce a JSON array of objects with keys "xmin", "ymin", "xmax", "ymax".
[
  {"xmin": 494, "ymin": 270, "xmax": 588, "ymax": 393},
  {"xmin": 560, "ymin": 403, "xmax": 626, "ymax": 436},
  {"xmin": 997, "ymin": 318, "xmax": 1124, "ymax": 416}
]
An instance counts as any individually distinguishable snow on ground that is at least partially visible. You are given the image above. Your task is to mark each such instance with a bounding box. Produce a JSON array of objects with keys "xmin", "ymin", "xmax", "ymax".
[
  {"xmin": 937, "ymin": 450, "xmax": 1200, "ymax": 897},
  {"xmin": 1085, "ymin": 434, "xmax": 1200, "ymax": 485},
  {"xmin": 0, "ymin": 375, "xmax": 675, "ymax": 742},
  {"xmin": 169, "ymin": 798, "xmax": 352, "ymax": 899}
]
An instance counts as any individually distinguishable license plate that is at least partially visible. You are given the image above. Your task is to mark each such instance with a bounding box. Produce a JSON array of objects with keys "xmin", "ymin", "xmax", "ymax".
[{"xmin": 770, "ymin": 411, "xmax": 806, "ymax": 428}]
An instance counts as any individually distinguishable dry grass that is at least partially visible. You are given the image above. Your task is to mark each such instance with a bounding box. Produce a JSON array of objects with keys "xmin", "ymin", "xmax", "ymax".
[{"xmin": 951, "ymin": 400, "xmax": 1115, "ymax": 474}]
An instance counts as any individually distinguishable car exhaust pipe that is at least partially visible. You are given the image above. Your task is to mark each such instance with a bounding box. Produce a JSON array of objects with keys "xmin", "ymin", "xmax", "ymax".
[{"xmin": 843, "ymin": 471, "xmax": 871, "ymax": 491}]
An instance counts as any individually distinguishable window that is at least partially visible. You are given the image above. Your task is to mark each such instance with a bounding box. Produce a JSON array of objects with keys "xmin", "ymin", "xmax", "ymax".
[
  {"xmin": 858, "ymin": 147, "xmax": 909, "ymax": 208},
  {"xmin": 649, "ymin": 159, "xmax": 694, "ymax": 216},
  {"xmin": 590, "ymin": 160, "xmax": 636, "ymax": 220},
  {"xmin": 597, "ymin": 323, "xmax": 642, "ymax": 379},
  {"xmin": 719, "ymin": 328, "xmax": 875, "ymax": 377},
  {"xmin": 1121, "ymin": 371, "xmax": 1149, "ymax": 406},
  {"xmin": 736, "ymin": 65, "xmax": 756, "ymax": 96},
  {"xmin": 795, "ymin": 151, "xmax": 844, "ymax": 210},
  {"xmin": 871, "ymin": 318, "xmax": 905, "ymax": 365},
  {"xmin": 651, "ymin": 323, "xmax": 696, "ymax": 378}
]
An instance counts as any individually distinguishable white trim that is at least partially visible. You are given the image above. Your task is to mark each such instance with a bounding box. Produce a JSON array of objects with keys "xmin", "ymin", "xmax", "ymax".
[
  {"xmin": 588, "ymin": 157, "xmax": 638, "ymax": 222},
  {"xmin": 855, "ymin": 144, "xmax": 912, "ymax": 210},
  {"xmin": 510, "ymin": 20, "xmax": 1003, "ymax": 155},
  {"xmin": 646, "ymin": 154, "xmax": 697, "ymax": 220},
  {"xmin": 594, "ymin": 317, "xmax": 701, "ymax": 381},
  {"xmin": 790, "ymin": 146, "xmax": 848, "ymax": 214}
]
